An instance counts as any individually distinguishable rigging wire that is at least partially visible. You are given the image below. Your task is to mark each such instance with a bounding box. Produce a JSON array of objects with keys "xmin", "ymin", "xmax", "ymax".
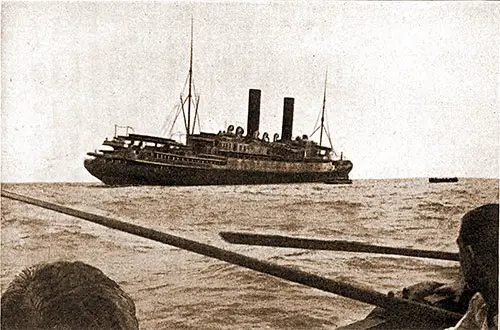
[
  {"xmin": 161, "ymin": 104, "xmax": 180, "ymax": 137},
  {"xmin": 180, "ymin": 95, "xmax": 188, "ymax": 133},
  {"xmin": 324, "ymin": 115, "xmax": 338, "ymax": 158},
  {"xmin": 311, "ymin": 107, "xmax": 322, "ymax": 137},
  {"xmin": 196, "ymin": 100, "xmax": 201, "ymax": 134},
  {"xmin": 168, "ymin": 104, "xmax": 183, "ymax": 139}
]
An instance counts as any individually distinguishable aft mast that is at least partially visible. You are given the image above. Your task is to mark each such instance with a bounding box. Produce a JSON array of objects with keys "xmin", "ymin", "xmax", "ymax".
[
  {"xmin": 312, "ymin": 70, "xmax": 334, "ymax": 150},
  {"xmin": 319, "ymin": 70, "xmax": 327, "ymax": 147}
]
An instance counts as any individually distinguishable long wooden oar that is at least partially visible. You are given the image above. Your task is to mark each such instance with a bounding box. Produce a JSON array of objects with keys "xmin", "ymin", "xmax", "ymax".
[
  {"xmin": 1, "ymin": 190, "xmax": 462, "ymax": 324},
  {"xmin": 220, "ymin": 232, "xmax": 460, "ymax": 261}
]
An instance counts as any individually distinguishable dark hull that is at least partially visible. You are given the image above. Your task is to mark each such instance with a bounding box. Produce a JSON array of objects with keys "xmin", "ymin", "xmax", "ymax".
[
  {"xmin": 84, "ymin": 157, "xmax": 352, "ymax": 186},
  {"xmin": 324, "ymin": 178, "xmax": 353, "ymax": 184}
]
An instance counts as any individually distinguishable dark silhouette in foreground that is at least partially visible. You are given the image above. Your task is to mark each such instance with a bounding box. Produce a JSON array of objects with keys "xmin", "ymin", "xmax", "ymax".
[
  {"xmin": 1, "ymin": 261, "xmax": 139, "ymax": 330},
  {"xmin": 446, "ymin": 203, "xmax": 498, "ymax": 329},
  {"xmin": 338, "ymin": 203, "xmax": 499, "ymax": 330}
]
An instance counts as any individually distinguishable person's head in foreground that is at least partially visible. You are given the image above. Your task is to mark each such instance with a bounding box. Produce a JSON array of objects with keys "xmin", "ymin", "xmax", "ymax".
[
  {"xmin": 457, "ymin": 203, "xmax": 498, "ymax": 328},
  {"xmin": 1, "ymin": 260, "xmax": 139, "ymax": 330}
]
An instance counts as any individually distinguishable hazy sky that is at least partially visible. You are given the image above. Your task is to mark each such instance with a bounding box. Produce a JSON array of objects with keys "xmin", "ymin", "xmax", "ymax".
[{"xmin": 1, "ymin": 1, "xmax": 498, "ymax": 182}]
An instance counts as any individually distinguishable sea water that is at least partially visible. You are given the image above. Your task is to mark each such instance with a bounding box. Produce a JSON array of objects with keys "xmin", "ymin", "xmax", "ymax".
[{"xmin": 1, "ymin": 179, "xmax": 498, "ymax": 329}]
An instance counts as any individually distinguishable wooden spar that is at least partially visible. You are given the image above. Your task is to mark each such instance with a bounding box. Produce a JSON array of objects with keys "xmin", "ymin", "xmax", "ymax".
[
  {"xmin": 220, "ymin": 232, "xmax": 459, "ymax": 261},
  {"xmin": 1, "ymin": 190, "xmax": 462, "ymax": 324}
]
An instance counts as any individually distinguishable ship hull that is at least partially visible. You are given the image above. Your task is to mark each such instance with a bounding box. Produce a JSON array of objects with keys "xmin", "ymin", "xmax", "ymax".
[{"xmin": 84, "ymin": 156, "xmax": 352, "ymax": 186}]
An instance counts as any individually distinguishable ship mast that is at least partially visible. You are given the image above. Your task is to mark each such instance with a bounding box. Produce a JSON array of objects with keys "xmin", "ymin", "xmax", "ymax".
[
  {"xmin": 310, "ymin": 69, "xmax": 335, "ymax": 156},
  {"xmin": 187, "ymin": 17, "xmax": 194, "ymax": 140},
  {"xmin": 319, "ymin": 70, "xmax": 327, "ymax": 147},
  {"xmin": 164, "ymin": 18, "xmax": 200, "ymax": 143}
]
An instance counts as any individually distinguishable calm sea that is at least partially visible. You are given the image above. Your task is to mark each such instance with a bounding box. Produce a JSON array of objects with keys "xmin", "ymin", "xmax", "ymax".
[{"xmin": 1, "ymin": 179, "xmax": 498, "ymax": 329}]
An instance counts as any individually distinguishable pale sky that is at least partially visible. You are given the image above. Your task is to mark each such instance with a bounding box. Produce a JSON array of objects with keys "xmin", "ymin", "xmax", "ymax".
[{"xmin": 1, "ymin": 1, "xmax": 499, "ymax": 182}]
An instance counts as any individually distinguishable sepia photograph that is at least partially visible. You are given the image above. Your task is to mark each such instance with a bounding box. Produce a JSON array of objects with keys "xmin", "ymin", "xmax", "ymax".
[{"xmin": 1, "ymin": 1, "xmax": 498, "ymax": 329}]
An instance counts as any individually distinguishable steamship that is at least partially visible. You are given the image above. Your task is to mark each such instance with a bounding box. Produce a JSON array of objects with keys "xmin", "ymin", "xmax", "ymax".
[{"xmin": 84, "ymin": 25, "xmax": 353, "ymax": 186}]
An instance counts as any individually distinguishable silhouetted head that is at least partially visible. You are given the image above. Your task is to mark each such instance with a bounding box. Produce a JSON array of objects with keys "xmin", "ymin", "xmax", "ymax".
[
  {"xmin": 457, "ymin": 204, "xmax": 499, "ymax": 310},
  {"xmin": 1, "ymin": 261, "xmax": 139, "ymax": 330}
]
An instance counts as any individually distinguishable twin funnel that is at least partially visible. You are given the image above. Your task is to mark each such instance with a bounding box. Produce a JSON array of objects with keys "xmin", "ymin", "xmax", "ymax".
[
  {"xmin": 247, "ymin": 89, "xmax": 261, "ymax": 138},
  {"xmin": 246, "ymin": 89, "xmax": 294, "ymax": 141}
]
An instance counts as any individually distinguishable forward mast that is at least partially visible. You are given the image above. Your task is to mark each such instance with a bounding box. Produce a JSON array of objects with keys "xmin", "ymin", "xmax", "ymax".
[{"xmin": 180, "ymin": 17, "xmax": 199, "ymax": 145}]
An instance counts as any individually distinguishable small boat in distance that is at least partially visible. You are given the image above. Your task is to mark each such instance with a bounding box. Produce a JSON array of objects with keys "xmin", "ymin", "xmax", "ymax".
[
  {"xmin": 429, "ymin": 177, "xmax": 459, "ymax": 183},
  {"xmin": 84, "ymin": 22, "xmax": 353, "ymax": 186}
]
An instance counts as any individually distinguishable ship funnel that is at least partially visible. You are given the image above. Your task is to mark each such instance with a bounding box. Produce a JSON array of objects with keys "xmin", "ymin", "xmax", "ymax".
[
  {"xmin": 247, "ymin": 89, "xmax": 261, "ymax": 138},
  {"xmin": 281, "ymin": 97, "xmax": 294, "ymax": 141}
]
